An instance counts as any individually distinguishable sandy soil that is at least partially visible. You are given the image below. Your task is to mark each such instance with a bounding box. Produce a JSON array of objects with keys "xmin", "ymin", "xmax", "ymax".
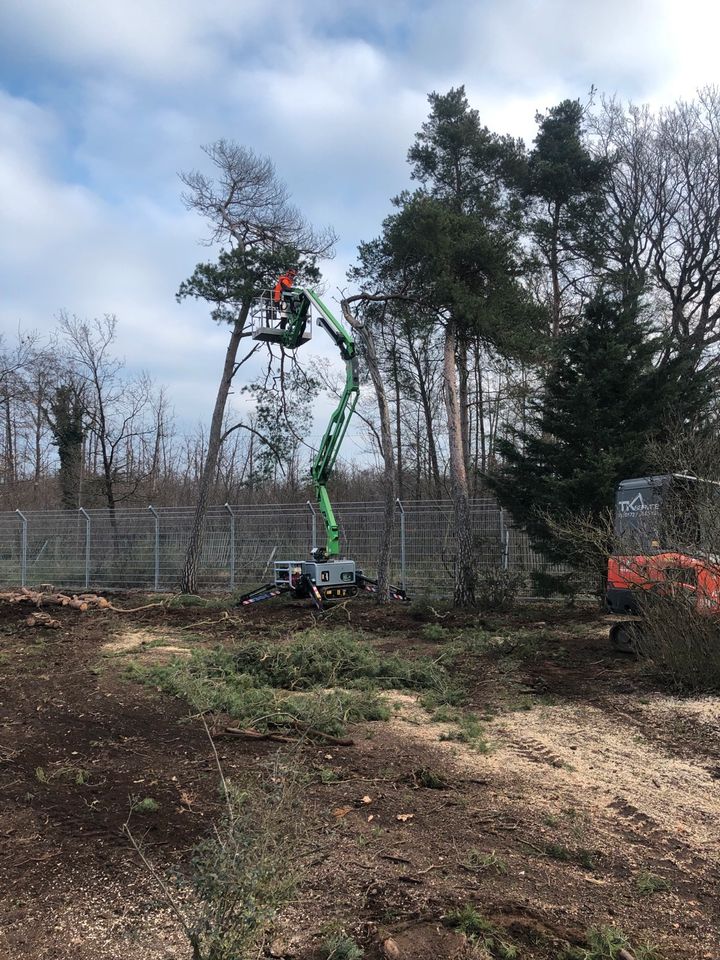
[{"xmin": 1, "ymin": 598, "xmax": 718, "ymax": 959}]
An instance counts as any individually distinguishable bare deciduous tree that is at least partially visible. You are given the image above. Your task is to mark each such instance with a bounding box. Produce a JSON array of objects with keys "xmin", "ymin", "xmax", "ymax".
[
  {"xmin": 341, "ymin": 294, "xmax": 400, "ymax": 602},
  {"xmin": 0, "ymin": 331, "xmax": 38, "ymax": 488},
  {"xmin": 591, "ymin": 88, "xmax": 720, "ymax": 362},
  {"xmin": 59, "ymin": 313, "xmax": 155, "ymax": 512},
  {"xmin": 180, "ymin": 140, "xmax": 335, "ymax": 255}
]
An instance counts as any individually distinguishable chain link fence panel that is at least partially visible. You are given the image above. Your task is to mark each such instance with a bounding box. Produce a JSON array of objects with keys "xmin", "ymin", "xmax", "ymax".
[
  {"xmin": 0, "ymin": 498, "xmax": 571, "ymax": 596},
  {"xmin": 0, "ymin": 512, "xmax": 23, "ymax": 586}
]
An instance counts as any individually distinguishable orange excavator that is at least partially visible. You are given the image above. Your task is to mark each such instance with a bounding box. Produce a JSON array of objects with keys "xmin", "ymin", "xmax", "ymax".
[{"xmin": 606, "ymin": 474, "xmax": 720, "ymax": 651}]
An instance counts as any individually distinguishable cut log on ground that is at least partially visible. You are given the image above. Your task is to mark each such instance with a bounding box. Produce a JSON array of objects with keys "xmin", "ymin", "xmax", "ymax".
[
  {"xmin": 2, "ymin": 589, "xmax": 182, "ymax": 615},
  {"xmin": 221, "ymin": 725, "xmax": 354, "ymax": 746},
  {"xmin": 25, "ymin": 612, "xmax": 62, "ymax": 629},
  {"xmin": 1, "ymin": 589, "xmax": 110, "ymax": 611},
  {"xmin": 0, "ymin": 587, "xmax": 160, "ymax": 613}
]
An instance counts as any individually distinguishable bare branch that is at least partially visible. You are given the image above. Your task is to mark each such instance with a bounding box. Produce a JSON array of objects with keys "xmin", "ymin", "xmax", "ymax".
[{"xmin": 180, "ymin": 139, "xmax": 337, "ymax": 257}]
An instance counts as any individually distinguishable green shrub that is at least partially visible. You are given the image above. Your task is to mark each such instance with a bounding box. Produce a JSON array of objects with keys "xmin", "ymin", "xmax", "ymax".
[
  {"xmin": 421, "ymin": 623, "xmax": 451, "ymax": 642},
  {"xmin": 543, "ymin": 843, "xmax": 596, "ymax": 869},
  {"xmin": 320, "ymin": 933, "xmax": 364, "ymax": 959},
  {"xmin": 160, "ymin": 753, "xmax": 301, "ymax": 960},
  {"xmin": 445, "ymin": 906, "xmax": 517, "ymax": 958},
  {"xmin": 413, "ymin": 767, "xmax": 449, "ymax": 789},
  {"xmin": 476, "ymin": 566, "xmax": 526, "ymax": 611},
  {"xmin": 559, "ymin": 925, "xmax": 661, "ymax": 960},
  {"xmin": 223, "ymin": 628, "xmax": 448, "ymax": 692},
  {"xmin": 636, "ymin": 869, "xmax": 670, "ymax": 896},
  {"xmin": 133, "ymin": 796, "xmax": 159, "ymax": 814},
  {"xmin": 317, "ymin": 767, "xmax": 342, "ymax": 783},
  {"xmin": 463, "ymin": 849, "xmax": 507, "ymax": 874},
  {"xmin": 166, "ymin": 594, "xmax": 229, "ymax": 609},
  {"xmin": 439, "ymin": 713, "xmax": 490, "ymax": 752},
  {"xmin": 531, "ymin": 569, "xmax": 578, "ymax": 601}
]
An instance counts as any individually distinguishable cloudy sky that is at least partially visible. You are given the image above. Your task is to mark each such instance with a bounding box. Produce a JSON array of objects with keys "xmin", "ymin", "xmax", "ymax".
[{"xmin": 1, "ymin": 0, "xmax": 718, "ymax": 453}]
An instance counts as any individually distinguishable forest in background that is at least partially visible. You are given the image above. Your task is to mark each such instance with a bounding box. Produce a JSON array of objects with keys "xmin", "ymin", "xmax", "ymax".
[{"xmin": 2, "ymin": 86, "xmax": 720, "ymax": 599}]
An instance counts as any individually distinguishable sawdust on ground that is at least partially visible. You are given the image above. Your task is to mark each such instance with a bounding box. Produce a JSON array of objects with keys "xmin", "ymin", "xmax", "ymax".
[
  {"xmin": 642, "ymin": 693, "xmax": 720, "ymax": 723},
  {"xmin": 386, "ymin": 690, "xmax": 720, "ymax": 869},
  {"xmin": 101, "ymin": 627, "xmax": 192, "ymax": 659}
]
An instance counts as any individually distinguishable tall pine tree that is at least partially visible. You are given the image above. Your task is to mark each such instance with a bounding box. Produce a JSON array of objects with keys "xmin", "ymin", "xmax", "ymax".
[
  {"xmin": 355, "ymin": 88, "xmax": 543, "ymax": 605},
  {"xmin": 525, "ymin": 99, "xmax": 608, "ymax": 336}
]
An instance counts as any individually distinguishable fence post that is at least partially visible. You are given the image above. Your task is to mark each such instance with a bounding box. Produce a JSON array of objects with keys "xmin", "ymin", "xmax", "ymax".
[
  {"xmin": 306, "ymin": 500, "xmax": 317, "ymax": 552},
  {"xmin": 395, "ymin": 498, "xmax": 406, "ymax": 588},
  {"xmin": 499, "ymin": 508, "xmax": 509, "ymax": 570},
  {"xmin": 15, "ymin": 509, "xmax": 27, "ymax": 588},
  {"xmin": 148, "ymin": 505, "xmax": 160, "ymax": 590},
  {"xmin": 79, "ymin": 508, "xmax": 91, "ymax": 589},
  {"xmin": 224, "ymin": 503, "xmax": 235, "ymax": 590}
]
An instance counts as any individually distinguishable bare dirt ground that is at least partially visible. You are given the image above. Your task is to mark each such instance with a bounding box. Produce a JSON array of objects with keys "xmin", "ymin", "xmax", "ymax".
[{"xmin": 1, "ymin": 596, "xmax": 719, "ymax": 959}]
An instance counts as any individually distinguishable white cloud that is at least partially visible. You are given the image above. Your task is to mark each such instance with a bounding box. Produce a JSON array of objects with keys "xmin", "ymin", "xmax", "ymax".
[
  {"xmin": 0, "ymin": 91, "xmax": 99, "ymax": 271},
  {"xmin": 1, "ymin": 0, "xmax": 717, "ymax": 445},
  {"xmin": 0, "ymin": 89, "xmax": 222, "ymax": 415},
  {"xmin": 643, "ymin": 0, "xmax": 720, "ymax": 103},
  {"xmin": 0, "ymin": 0, "xmax": 267, "ymax": 84}
]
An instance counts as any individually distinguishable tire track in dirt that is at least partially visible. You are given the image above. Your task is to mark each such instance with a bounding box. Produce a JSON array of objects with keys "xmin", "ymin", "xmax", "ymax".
[
  {"xmin": 383, "ymin": 692, "xmax": 720, "ymax": 874},
  {"xmin": 507, "ymin": 736, "xmax": 568, "ymax": 769},
  {"xmin": 503, "ymin": 733, "xmax": 708, "ymax": 869},
  {"xmin": 346, "ymin": 686, "xmax": 720, "ymax": 960},
  {"xmin": 493, "ymin": 700, "xmax": 720, "ymax": 868},
  {"xmin": 604, "ymin": 797, "xmax": 708, "ymax": 870}
]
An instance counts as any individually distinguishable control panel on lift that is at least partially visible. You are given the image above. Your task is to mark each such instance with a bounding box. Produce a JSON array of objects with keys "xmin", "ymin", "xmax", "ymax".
[{"xmin": 250, "ymin": 291, "xmax": 312, "ymax": 345}]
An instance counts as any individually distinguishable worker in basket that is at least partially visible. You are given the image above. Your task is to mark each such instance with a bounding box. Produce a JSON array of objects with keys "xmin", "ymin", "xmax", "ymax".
[{"xmin": 273, "ymin": 268, "xmax": 297, "ymax": 328}]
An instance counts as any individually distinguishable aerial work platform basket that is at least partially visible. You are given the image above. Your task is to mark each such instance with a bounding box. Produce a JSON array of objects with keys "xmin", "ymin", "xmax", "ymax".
[{"xmin": 251, "ymin": 290, "xmax": 312, "ymax": 345}]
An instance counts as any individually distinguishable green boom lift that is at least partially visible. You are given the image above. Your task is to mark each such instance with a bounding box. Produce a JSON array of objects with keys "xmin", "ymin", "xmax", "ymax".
[{"xmin": 238, "ymin": 286, "xmax": 407, "ymax": 608}]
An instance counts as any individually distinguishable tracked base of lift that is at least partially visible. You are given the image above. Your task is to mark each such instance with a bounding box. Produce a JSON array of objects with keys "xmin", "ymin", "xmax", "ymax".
[
  {"xmin": 275, "ymin": 559, "xmax": 358, "ymax": 602},
  {"xmin": 238, "ymin": 558, "xmax": 408, "ymax": 608}
]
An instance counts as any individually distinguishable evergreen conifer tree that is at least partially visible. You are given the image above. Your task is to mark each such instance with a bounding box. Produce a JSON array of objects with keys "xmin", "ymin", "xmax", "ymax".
[{"xmin": 489, "ymin": 292, "xmax": 712, "ymax": 562}]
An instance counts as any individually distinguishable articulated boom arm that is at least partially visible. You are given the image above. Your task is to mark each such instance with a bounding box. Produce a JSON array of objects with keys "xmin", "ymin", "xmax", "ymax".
[
  {"xmin": 240, "ymin": 285, "xmax": 408, "ymax": 608},
  {"xmin": 281, "ymin": 288, "xmax": 359, "ymax": 559}
]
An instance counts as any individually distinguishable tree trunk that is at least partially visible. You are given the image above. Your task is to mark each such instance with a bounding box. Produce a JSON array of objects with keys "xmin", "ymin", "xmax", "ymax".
[
  {"xmin": 392, "ymin": 348, "xmax": 403, "ymax": 500},
  {"xmin": 414, "ymin": 409, "xmax": 422, "ymax": 501},
  {"xmin": 342, "ymin": 300, "xmax": 397, "ymax": 602},
  {"xmin": 181, "ymin": 305, "xmax": 250, "ymax": 594},
  {"xmin": 34, "ymin": 389, "xmax": 43, "ymax": 485},
  {"xmin": 457, "ymin": 336, "xmax": 470, "ymax": 473},
  {"xmin": 4, "ymin": 396, "xmax": 15, "ymax": 486},
  {"xmin": 443, "ymin": 322, "xmax": 475, "ymax": 606},
  {"xmin": 408, "ymin": 339, "xmax": 442, "ymax": 499},
  {"xmin": 149, "ymin": 399, "xmax": 163, "ymax": 497},
  {"xmin": 59, "ymin": 440, "xmax": 83, "ymax": 510},
  {"xmin": 365, "ymin": 330, "xmax": 397, "ymax": 602},
  {"xmin": 550, "ymin": 199, "xmax": 562, "ymax": 338},
  {"xmin": 476, "ymin": 348, "xmax": 486, "ymax": 475}
]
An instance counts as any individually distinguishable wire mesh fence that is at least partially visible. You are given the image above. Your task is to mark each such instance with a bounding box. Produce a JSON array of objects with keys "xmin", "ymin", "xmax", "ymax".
[{"xmin": 0, "ymin": 498, "xmax": 568, "ymax": 596}]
